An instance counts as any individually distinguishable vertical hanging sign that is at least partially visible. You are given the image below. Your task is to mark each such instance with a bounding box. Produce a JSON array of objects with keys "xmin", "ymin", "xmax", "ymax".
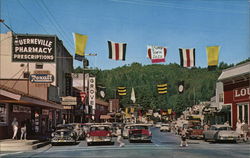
[{"xmin": 89, "ymin": 77, "xmax": 96, "ymax": 111}]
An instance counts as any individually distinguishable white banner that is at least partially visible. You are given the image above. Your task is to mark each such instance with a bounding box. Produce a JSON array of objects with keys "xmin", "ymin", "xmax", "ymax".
[{"xmin": 89, "ymin": 77, "xmax": 96, "ymax": 111}]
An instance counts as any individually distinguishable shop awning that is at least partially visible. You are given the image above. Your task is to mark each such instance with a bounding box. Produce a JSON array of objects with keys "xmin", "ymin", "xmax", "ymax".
[
  {"xmin": 0, "ymin": 88, "xmax": 63, "ymax": 109},
  {"xmin": 218, "ymin": 62, "xmax": 250, "ymax": 82},
  {"xmin": 100, "ymin": 115, "xmax": 112, "ymax": 120}
]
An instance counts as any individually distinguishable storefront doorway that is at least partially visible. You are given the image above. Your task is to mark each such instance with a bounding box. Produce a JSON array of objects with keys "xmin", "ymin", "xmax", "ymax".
[{"xmin": 237, "ymin": 103, "xmax": 249, "ymax": 124}]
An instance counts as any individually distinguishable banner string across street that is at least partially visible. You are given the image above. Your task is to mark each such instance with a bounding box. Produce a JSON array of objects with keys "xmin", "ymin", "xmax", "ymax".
[{"xmin": 73, "ymin": 32, "xmax": 220, "ymax": 68}]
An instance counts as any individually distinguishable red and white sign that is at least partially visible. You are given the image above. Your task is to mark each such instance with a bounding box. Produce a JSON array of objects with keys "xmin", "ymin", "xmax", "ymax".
[
  {"xmin": 233, "ymin": 87, "xmax": 250, "ymax": 101},
  {"xmin": 80, "ymin": 92, "xmax": 87, "ymax": 103}
]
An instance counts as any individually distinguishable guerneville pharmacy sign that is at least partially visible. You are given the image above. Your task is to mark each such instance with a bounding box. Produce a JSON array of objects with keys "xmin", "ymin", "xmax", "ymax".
[{"xmin": 12, "ymin": 35, "xmax": 55, "ymax": 62}]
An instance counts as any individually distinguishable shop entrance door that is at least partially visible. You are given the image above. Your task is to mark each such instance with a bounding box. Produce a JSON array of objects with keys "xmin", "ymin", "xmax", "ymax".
[{"xmin": 237, "ymin": 103, "xmax": 249, "ymax": 124}]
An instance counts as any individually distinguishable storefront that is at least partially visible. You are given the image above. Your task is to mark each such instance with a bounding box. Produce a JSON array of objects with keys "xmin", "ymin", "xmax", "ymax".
[
  {"xmin": 218, "ymin": 62, "xmax": 250, "ymax": 129},
  {"xmin": 0, "ymin": 87, "xmax": 63, "ymax": 139}
]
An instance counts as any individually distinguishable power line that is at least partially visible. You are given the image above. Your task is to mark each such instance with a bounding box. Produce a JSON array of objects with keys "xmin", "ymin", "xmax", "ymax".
[{"xmin": 17, "ymin": 0, "xmax": 49, "ymax": 34}]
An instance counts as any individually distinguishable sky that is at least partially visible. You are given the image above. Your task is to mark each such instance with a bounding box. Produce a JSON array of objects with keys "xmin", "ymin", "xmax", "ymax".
[{"xmin": 0, "ymin": 0, "xmax": 249, "ymax": 70}]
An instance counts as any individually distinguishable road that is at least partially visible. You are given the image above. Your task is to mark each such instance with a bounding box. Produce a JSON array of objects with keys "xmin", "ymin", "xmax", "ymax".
[{"xmin": 1, "ymin": 127, "xmax": 250, "ymax": 158}]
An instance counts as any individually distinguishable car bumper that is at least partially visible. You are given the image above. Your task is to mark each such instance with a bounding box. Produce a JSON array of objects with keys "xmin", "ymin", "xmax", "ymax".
[
  {"xmin": 129, "ymin": 136, "xmax": 152, "ymax": 141},
  {"xmin": 189, "ymin": 135, "xmax": 203, "ymax": 139},
  {"xmin": 51, "ymin": 138, "xmax": 75, "ymax": 143},
  {"xmin": 86, "ymin": 137, "xmax": 112, "ymax": 143},
  {"xmin": 217, "ymin": 137, "xmax": 239, "ymax": 141}
]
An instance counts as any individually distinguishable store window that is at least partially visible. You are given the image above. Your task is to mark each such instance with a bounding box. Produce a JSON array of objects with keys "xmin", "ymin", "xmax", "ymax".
[
  {"xmin": 237, "ymin": 103, "xmax": 249, "ymax": 124},
  {"xmin": 0, "ymin": 104, "xmax": 7, "ymax": 124}
]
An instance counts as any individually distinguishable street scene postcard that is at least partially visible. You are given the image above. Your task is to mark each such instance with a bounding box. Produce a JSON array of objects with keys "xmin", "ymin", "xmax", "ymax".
[{"xmin": 0, "ymin": 0, "xmax": 249, "ymax": 158}]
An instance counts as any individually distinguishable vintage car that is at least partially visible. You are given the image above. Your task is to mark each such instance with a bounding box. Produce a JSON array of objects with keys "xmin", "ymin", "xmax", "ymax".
[
  {"xmin": 188, "ymin": 125, "xmax": 204, "ymax": 139},
  {"xmin": 86, "ymin": 125, "xmax": 113, "ymax": 146},
  {"xmin": 51, "ymin": 124, "xmax": 78, "ymax": 145},
  {"xmin": 128, "ymin": 124, "xmax": 152, "ymax": 142},
  {"xmin": 155, "ymin": 122, "xmax": 162, "ymax": 128},
  {"xmin": 160, "ymin": 124, "xmax": 171, "ymax": 132},
  {"xmin": 203, "ymin": 125, "xmax": 240, "ymax": 142}
]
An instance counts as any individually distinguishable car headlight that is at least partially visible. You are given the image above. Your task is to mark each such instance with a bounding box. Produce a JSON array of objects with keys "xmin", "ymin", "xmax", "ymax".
[
  {"xmin": 51, "ymin": 133, "xmax": 55, "ymax": 137},
  {"xmin": 107, "ymin": 133, "xmax": 110, "ymax": 137},
  {"xmin": 70, "ymin": 133, "xmax": 74, "ymax": 137},
  {"xmin": 87, "ymin": 134, "xmax": 90, "ymax": 137}
]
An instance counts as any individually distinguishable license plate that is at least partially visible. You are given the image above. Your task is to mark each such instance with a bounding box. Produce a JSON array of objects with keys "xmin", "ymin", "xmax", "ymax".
[{"xmin": 59, "ymin": 140, "xmax": 65, "ymax": 142}]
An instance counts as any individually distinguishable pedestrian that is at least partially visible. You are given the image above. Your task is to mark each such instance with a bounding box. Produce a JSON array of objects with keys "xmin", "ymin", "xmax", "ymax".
[
  {"xmin": 20, "ymin": 120, "xmax": 27, "ymax": 140},
  {"xmin": 180, "ymin": 127, "xmax": 188, "ymax": 147},
  {"xmin": 11, "ymin": 117, "xmax": 18, "ymax": 139},
  {"xmin": 236, "ymin": 119, "xmax": 243, "ymax": 136},
  {"xmin": 224, "ymin": 121, "xmax": 229, "ymax": 126},
  {"xmin": 116, "ymin": 126, "xmax": 125, "ymax": 147},
  {"xmin": 241, "ymin": 120, "xmax": 248, "ymax": 142},
  {"xmin": 203, "ymin": 123, "xmax": 209, "ymax": 131}
]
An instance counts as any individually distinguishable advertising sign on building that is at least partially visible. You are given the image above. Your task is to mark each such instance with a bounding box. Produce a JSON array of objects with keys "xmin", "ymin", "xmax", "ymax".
[
  {"xmin": 12, "ymin": 35, "xmax": 55, "ymax": 62},
  {"xmin": 89, "ymin": 77, "xmax": 96, "ymax": 111},
  {"xmin": 29, "ymin": 74, "xmax": 54, "ymax": 83},
  {"xmin": 233, "ymin": 87, "xmax": 250, "ymax": 101}
]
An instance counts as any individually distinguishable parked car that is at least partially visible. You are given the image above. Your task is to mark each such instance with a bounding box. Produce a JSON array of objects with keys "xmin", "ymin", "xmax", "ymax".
[
  {"xmin": 128, "ymin": 124, "xmax": 152, "ymax": 142},
  {"xmin": 51, "ymin": 124, "xmax": 77, "ymax": 145},
  {"xmin": 86, "ymin": 125, "xmax": 113, "ymax": 146},
  {"xmin": 155, "ymin": 122, "xmax": 162, "ymax": 128},
  {"xmin": 203, "ymin": 125, "xmax": 240, "ymax": 142},
  {"xmin": 160, "ymin": 124, "xmax": 171, "ymax": 132},
  {"xmin": 188, "ymin": 125, "xmax": 204, "ymax": 139}
]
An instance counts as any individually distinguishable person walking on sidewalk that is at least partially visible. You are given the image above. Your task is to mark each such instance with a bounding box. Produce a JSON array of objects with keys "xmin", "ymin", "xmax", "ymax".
[
  {"xmin": 20, "ymin": 120, "xmax": 27, "ymax": 140},
  {"xmin": 12, "ymin": 118, "xmax": 18, "ymax": 139},
  {"xmin": 242, "ymin": 120, "xmax": 248, "ymax": 142},
  {"xmin": 180, "ymin": 127, "xmax": 188, "ymax": 147},
  {"xmin": 236, "ymin": 119, "xmax": 243, "ymax": 137},
  {"xmin": 116, "ymin": 127, "xmax": 125, "ymax": 147}
]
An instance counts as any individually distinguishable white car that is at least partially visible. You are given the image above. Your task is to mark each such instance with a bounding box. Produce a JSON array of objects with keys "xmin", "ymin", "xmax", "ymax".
[
  {"xmin": 160, "ymin": 124, "xmax": 170, "ymax": 132},
  {"xmin": 155, "ymin": 122, "xmax": 162, "ymax": 128},
  {"xmin": 203, "ymin": 125, "xmax": 240, "ymax": 142}
]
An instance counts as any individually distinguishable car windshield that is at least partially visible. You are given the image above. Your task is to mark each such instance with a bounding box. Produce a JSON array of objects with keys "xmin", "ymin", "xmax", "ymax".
[
  {"xmin": 192, "ymin": 126, "xmax": 203, "ymax": 130},
  {"xmin": 130, "ymin": 126, "xmax": 148, "ymax": 130},
  {"xmin": 90, "ymin": 126, "xmax": 109, "ymax": 131},
  {"xmin": 218, "ymin": 127, "xmax": 231, "ymax": 131},
  {"xmin": 55, "ymin": 131, "xmax": 72, "ymax": 136},
  {"xmin": 56, "ymin": 125, "xmax": 73, "ymax": 130}
]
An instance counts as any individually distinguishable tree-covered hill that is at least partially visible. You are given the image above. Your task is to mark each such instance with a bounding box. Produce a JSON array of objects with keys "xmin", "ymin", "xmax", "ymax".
[{"xmin": 73, "ymin": 58, "xmax": 249, "ymax": 114}]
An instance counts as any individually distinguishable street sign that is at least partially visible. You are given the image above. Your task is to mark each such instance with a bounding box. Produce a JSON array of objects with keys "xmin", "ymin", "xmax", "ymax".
[
  {"xmin": 29, "ymin": 74, "xmax": 54, "ymax": 83},
  {"xmin": 61, "ymin": 96, "xmax": 77, "ymax": 105}
]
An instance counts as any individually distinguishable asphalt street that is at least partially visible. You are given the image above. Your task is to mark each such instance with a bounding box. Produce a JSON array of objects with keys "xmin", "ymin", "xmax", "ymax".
[{"xmin": 1, "ymin": 127, "xmax": 250, "ymax": 158}]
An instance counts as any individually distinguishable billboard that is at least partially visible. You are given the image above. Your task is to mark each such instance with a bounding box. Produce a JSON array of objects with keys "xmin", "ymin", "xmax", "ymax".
[{"xmin": 12, "ymin": 35, "xmax": 55, "ymax": 62}]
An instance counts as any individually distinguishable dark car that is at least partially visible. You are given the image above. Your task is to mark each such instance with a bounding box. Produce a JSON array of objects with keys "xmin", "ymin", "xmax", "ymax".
[
  {"xmin": 128, "ymin": 124, "xmax": 152, "ymax": 143},
  {"xmin": 51, "ymin": 124, "xmax": 78, "ymax": 145}
]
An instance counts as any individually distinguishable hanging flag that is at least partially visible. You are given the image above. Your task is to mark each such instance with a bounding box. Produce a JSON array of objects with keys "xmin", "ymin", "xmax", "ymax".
[
  {"xmin": 130, "ymin": 107, "xmax": 135, "ymax": 113},
  {"xmin": 178, "ymin": 81, "xmax": 184, "ymax": 94},
  {"xmin": 168, "ymin": 109, "xmax": 172, "ymax": 115},
  {"xmin": 131, "ymin": 87, "xmax": 136, "ymax": 103},
  {"xmin": 108, "ymin": 41, "xmax": 127, "ymax": 60},
  {"xmin": 157, "ymin": 83, "xmax": 168, "ymax": 94},
  {"xmin": 73, "ymin": 33, "xmax": 88, "ymax": 61},
  {"xmin": 179, "ymin": 48, "xmax": 195, "ymax": 67},
  {"xmin": 147, "ymin": 45, "xmax": 167, "ymax": 63},
  {"xmin": 117, "ymin": 87, "xmax": 127, "ymax": 96},
  {"xmin": 206, "ymin": 46, "xmax": 220, "ymax": 69},
  {"xmin": 125, "ymin": 107, "xmax": 129, "ymax": 114}
]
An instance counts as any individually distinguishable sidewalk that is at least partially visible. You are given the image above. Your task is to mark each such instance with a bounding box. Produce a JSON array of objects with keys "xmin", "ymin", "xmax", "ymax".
[{"xmin": 0, "ymin": 139, "xmax": 50, "ymax": 152}]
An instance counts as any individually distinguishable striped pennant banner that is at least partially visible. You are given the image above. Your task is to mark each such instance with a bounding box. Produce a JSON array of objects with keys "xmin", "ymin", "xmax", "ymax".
[
  {"xmin": 117, "ymin": 87, "xmax": 127, "ymax": 96},
  {"xmin": 157, "ymin": 83, "xmax": 168, "ymax": 94},
  {"xmin": 179, "ymin": 48, "xmax": 195, "ymax": 67},
  {"xmin": 108, "ymin": 41, "xmax": 127, "ymax": 61}
]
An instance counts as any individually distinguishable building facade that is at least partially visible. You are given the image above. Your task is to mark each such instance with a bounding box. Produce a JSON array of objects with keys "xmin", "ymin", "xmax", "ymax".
[
  {"xmin": 218, "ymin": 62, "xmax": 250, "ymax": 129},
  {"xmin": 0, "ymin": 32, "xmax": 73, "ymax": 139}
]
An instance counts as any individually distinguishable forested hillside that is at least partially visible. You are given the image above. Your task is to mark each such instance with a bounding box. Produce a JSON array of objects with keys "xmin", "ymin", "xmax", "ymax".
[{"xmin": 74, "ymin": 59, "xmax": 249, "ymax": 114}]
